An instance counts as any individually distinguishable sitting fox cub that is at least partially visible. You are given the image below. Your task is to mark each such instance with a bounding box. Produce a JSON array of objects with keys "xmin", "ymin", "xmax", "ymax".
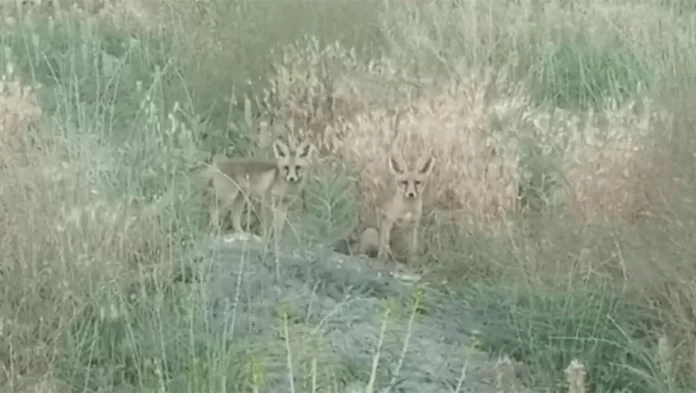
[
  {"xmin": 337, "ymin": 154, "xmax": 435, "ymax": 263},
  {"xmin": 195, "ymin": 138, "xmax": 314, "ymax": 237}
]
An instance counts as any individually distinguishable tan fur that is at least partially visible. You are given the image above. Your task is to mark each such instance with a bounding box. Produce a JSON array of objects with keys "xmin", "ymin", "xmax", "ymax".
[
  {"xmin": 334, "ymin": 226, "xmax": 380, "ymax": 257},
  {"xmin": 359, "ymin": 227, "xmax": 380, "ymax": 256},
  {"xmin": 376, "ymin": 155, "xmax": 435, "ymax": 262},
  {"xmin": 197, "ymin": 139, "xmax": 314, "ymax": 237}
]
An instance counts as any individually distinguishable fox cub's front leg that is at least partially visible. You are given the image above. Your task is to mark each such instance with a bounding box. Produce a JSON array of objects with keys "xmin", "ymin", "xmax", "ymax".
[
  {"xmin": 407, "ymin": 222, "xmax": 420, "ymax": 264},
  {"xmin": 377, "ymin": 219, "xmax": 394, "ymax": 261}
]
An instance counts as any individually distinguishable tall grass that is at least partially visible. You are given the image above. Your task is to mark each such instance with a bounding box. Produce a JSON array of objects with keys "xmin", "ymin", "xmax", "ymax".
[
  {"xmin": 2, "ymin": 0, "xmax": 696, "ymax": 391},
  {"xmin": 159, "ymin": 0, "xmax": 385, "ymax": 154}
]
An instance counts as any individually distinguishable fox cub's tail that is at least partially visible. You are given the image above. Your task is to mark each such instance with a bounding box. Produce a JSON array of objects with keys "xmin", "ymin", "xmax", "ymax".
[{"xmin": 333, "ymin": 227, "xmax": 379, "ymax": 258}]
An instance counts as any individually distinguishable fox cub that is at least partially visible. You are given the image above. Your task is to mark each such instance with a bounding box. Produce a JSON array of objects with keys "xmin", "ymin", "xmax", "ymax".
[
  {"xmin": 196, "ymin": 138, "xmax": 314, "ymax": 237},
  {"xmin": 372, "ymin": 154, "xmax": 435, "ymax": 262},
  {"xmin": 337, "ymin": 154, "xmax": 435, "ymax": 263}
]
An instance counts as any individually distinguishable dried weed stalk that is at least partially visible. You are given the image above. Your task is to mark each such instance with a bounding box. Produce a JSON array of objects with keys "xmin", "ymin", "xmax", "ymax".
[
  {"xmin": 564, "ymin": 359, "xmax": 587, "ymax": 393},
  {"xmin": 0, "ymin": 71, "xmax": 41, "ymax": 168},
  {"xmin": 495, "ymin": 355, "xmax": 521, "ymax": 393}
]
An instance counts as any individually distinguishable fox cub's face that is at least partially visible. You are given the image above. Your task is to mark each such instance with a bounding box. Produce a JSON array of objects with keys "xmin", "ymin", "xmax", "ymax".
[
  {"xmin": 272, "ymin": 139, "xmax": 314, "ymax": 184},
  {"xmin": 388, "ymin": 155, "xmax": 435, "ymax": 200}
]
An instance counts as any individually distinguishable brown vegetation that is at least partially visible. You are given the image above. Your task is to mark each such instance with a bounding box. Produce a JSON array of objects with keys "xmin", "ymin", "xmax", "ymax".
[{"xmin": 259, "ymin": 42, "xmax": 676, "ymax": 243}]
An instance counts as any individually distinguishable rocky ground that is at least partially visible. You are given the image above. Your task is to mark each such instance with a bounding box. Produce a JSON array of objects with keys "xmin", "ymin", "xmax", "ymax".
[{"xmin": 184, "ymin": 232, "xmax": 507, "ymax": 393}]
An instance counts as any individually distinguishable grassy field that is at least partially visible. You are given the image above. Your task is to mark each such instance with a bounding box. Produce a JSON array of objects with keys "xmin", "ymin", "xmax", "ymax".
[{"xmin": 2, "ymin": 0, "xmax": 696, "ymax": 391}]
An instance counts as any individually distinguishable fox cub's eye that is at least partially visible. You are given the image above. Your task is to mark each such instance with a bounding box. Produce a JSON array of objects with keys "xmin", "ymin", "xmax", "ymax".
[
  {"xmin": 414, "ymin": 181, "xmax": 421, "ymax": 186},
  {"xmin": 399, "ymin": 181, "xmax": 409, "ymax": 187},
  {"xmin": 283, "ymin": 165, "xmax": 290, "ymax": 171},
  {"xmin": 295, "ymin": 166, "xmax": 302, "ymax": 173}
]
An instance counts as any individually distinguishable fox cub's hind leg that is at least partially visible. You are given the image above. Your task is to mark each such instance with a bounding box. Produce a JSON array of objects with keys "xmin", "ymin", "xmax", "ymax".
[
  {"xmin": 257, "ymin": 194, "xmax": 288, "ymax": 239},
  {"xmin": 209, "ymin": 202, "xmax": 223, "ymax": 231},
  {"xmin": 229, "ymin": 192, "xmax": 247, "ymax": 233},
  {"xmin": 407, "ymin": 222, "xmax": 420, "ymax": 264},
  {"xmin": 271, "ymin": 199, "xmax": 289, "ymax": 239}
]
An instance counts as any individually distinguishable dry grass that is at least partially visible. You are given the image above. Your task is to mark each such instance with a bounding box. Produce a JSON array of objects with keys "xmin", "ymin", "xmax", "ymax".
[
  {"xmin": 0, "ymin": 70, "xmax": 171, "ymax": 387},
  {"xmin": 2, "ymin": 0, "xmax": 696, "ymax": 391},
  {"xmin": 258, "ymin": 46, "xmax": 526, "ymax": 236},
  {"xmin": 260, "ymin": 41, "xmax": 677, "ymax": 240},
  {"xmin": 330, "ymin": 72, "xmax": 525, "ymax": 235},
  {"xmin": 1, "ymin": 0, "xmax": 161, "ymax": 31},
  {"xmin": 561, "ymin": 99, "xmax": 675, "ymax": 222},
  {"xmin": 0, "ymin": 72, "xmax": 41, "ymax": 168}
]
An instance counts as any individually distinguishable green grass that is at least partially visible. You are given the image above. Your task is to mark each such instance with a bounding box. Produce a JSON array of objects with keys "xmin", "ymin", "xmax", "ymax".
[{"xmin": 2, "ymin": 0, "xmax": 696, "ymax": 392}]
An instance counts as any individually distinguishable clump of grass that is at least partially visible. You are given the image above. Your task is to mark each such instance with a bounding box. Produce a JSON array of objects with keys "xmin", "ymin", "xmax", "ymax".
[
  {"xmin": 0, "ymin": 88, "xmax": 173, "ymax": 390},
  {"xmin": 495, "ymin": 355, "xmax": 522, "ymax": 393},
  {"xmin": 468, "ymin": 280, "xmax": 657, "ymax": 392},
  {"xmin": 328, "ymin": 69, "xmax": 528, "ymax": 238}
]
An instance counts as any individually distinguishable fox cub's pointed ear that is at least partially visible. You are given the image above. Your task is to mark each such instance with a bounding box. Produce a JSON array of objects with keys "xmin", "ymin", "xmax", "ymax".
[
  {"xmin": 388, "ymin": 156, "xmax": 406, "ymax": 175},
  {"xmin": 296, "ymin": 140, "xmax": 314, "ymax": 159},
  {"xmin": 418, "ymin": 156, "xmax": 435, "ymax": 175},
  {"xmin": 272, "ymin": 139, "xmax": 291, "ymax": 158}
]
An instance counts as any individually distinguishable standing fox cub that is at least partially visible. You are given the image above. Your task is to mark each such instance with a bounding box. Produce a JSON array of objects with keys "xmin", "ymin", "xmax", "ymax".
[
  {"xmin": 195, "ymin": 139, "xmax": 314, "ymax": 237},
  {"xmin": 341, "ymin": 154, "xmax": 434, "ymax": 263}
]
